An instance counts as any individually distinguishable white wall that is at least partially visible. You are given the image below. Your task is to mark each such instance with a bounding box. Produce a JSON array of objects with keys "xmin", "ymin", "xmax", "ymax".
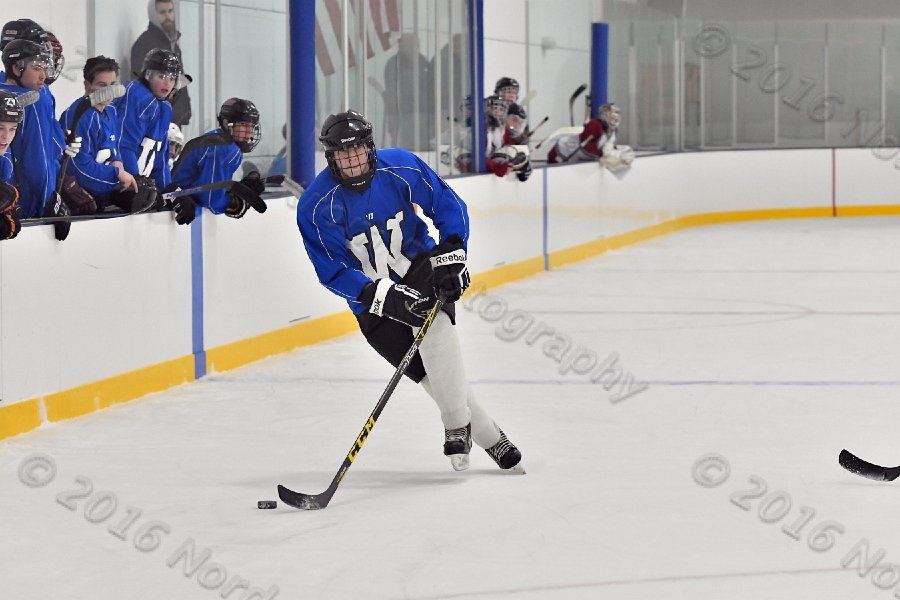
[{"xmin": 2, "ymin": 147, "xmax": 894, "ymax": 407}]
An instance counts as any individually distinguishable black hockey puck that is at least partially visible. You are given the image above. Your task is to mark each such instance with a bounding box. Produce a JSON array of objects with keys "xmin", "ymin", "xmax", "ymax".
[{"xmin": 257, "ymin": 500, "xmax": 277, "ymax": 509}]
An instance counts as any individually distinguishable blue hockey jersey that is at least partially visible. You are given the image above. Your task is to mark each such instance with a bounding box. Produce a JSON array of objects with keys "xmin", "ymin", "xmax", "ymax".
[
  {"xmin": 0, "ymin": 148, "xmax": 13, "ymax": 185},
  {"xmin": 171, "ymin": 129, "xmax": 242, "ymax": 214},
  {"xmin": 60, "ymin": 98, "xmax": 122, "ymax": 197},
  {"xmin": 0, "ymin": 77, "xmax": 65, "ymax": 217},
  {"xmin": 297, "ymin": 147, "xmax": 470, "ymax": 313},
  {"xmin": 111, "ymin": 80, "xmax": 171, "ymax": 190}
]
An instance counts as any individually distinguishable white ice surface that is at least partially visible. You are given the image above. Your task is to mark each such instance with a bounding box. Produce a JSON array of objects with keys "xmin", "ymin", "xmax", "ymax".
[{"xmin": 3, "ymin": 217, "xmax": 900, "ymax": 600}]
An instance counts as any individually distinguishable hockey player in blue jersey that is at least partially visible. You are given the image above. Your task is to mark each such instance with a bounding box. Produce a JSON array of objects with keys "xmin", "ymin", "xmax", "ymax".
[
  {"xmin": 297, "ymin": 110, "xmax": 523, "ymax": 473},
  {"xmin": 0, "ymin": 88, "xmax": 23, "ymax": 240},
  {"xmin": 113, "ymin": 48, "xmax": 180, "ymax": 194},
  {"xmin": 169, "ymin": 97, "xmax": 264, "ymax": 224},
  {"xmin": 0, "ymin": 37, "xmax": 68, "ymax": 219},
  {"xmin": 0, "ymin": 89, "xmax": 22, "ymax": 185},
  {"xmin": 60, "ymin": 56, "xmax": 139, "ymax": 214}
]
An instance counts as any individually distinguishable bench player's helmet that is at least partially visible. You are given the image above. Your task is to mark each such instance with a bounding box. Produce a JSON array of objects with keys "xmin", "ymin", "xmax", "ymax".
[
  {"xmin": 494, "ymin": 77, "xmax": 519, "ymax": 102},
  {"xmin": 44, "ymin": 31, "xmax": 64, "ymax": 85},
  {"xmin": 598, "ymin": 102, "xmax": 621, "ymax": 129},
  {"xmin": 218, "ymin": 97, "xmax": 261, "ymax": 152},
  {"xmin": 1, "ymin": 39, "xmax": 51, "ymax": 83},
  {"xmin": 140, "ymin": 48, "xmax": 183, "ymax": 85},
  {"xmin": 0, "ymin": 18, "xmax": 48, "ymax": 51},
  {"xmin": 319, "ymin": 110, "xmax": 377, "ymax": 192},
  {"xmin": 0, "ymin": 89, "xmax": 24, "ymax": 123}
]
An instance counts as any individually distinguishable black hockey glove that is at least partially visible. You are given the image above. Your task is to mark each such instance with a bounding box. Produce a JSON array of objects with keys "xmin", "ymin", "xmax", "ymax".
[
  {"xmin": 240, "ymin": 172, "xmax": 265, "ymax": 196},
  {"xmin": 44, "ymin": 192, "xmax": 71, "ymax": 241},
  {"xmin": 516, "ymin": 160, "xmax": 533, "ymax": 182},
  {"xmin": 358, "ymin": 279, "xmax": 432, "ymax": 328},
  {"xmin": 0, "ymin": 181, "xmax": 17, "ymax": 213},
  {"xmin": 430, "ymin": 234, "xmax": 470, "ymax": 303},
  {"xmin": 160, "ymin": 183, "xmax": 197, "ymax": 225},
  {"xmin": 224, "ymin": 193, "xmax": 248, "ymax": 219},
  {"xmin": 0, "ymin": 183, "xmax": 20, "ymax": 240},
  {"xmin": 171, "ymin": 194, "xmax": 198, "ymax": 225}
]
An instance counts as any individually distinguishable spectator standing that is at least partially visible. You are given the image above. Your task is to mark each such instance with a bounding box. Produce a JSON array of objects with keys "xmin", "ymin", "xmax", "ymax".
[
  {"xmin": 384, "ymin": 33, "xmax": 433, "ymax": 150},
  {"xmin": 130, "ymin": 0, "xmax": 191, "ymax": 127}
]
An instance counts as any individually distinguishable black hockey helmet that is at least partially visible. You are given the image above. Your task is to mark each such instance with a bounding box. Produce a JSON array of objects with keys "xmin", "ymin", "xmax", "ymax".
[
  {"xmin": 0, "ymin": 18, "xmax": 48, "ymax": 51},
  {"xmin": 507, "ymin": 102, "xmax": 527, "ymax": 121},
  {"xmin": 494, "ymin": 76, "xmax": 519, "ymax": 98},
  {"xmin": 140, "ymin": 48, "xmax": 183, "ymax": 83},
  {"xmin": 319, "ymin": 110, "xmax": 377, "ymax": 192},
  {"xmin": 0, "ymin": 89, "xmax": 24, "ymax": 123},
  {"xmin": 218, "ymin": 97, "xmax": 261, "ymax": 152},
  {"xmin": 1, "ymin": 39, "xmax": 51, "ymax": 79},
  {"xmin": 484, "ymin": 94, "xmax": 509, "ymax": 128}
]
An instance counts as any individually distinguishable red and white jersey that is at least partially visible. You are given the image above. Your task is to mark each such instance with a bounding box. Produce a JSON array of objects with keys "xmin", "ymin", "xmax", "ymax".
[{"xmin": 579, "ymin": 118, "xmax": 617, "ymax": 157}]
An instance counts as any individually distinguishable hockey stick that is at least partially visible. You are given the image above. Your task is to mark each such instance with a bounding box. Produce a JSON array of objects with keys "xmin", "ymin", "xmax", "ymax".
[
  {"xmin": 280, "ymin": 175, "xmax": 304, "ymax": 197},
  {"xmin": 520, "ymin": 116, "xmax": 549, "ymax": 143},
  {"xmin": 26, "ymin": 176, "xmax": 279, "ymax": 225},
  {"xmin": 569, "ymin": 83, "xmax": 587, "ymax": 126},
  {"xmin": 45, "ymin": 84, "xmax": 127, "ymax": 239},
  {"xmin": 56, "ymin": 85, "xmax": 127, "ymax": 192},
  {"xmin": 838, "ymin": 449, "xmax": 900, "ymax": 481},
  {"xmin": 278, "ymin": 295, "xmax": 447, "ymax": 510}
]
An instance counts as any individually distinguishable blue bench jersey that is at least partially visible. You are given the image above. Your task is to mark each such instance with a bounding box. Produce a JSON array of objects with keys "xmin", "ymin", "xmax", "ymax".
[
  {"xmin": 171, "ymin": 129, "xmax": 242, "ymax": 214},
  {"xmin": 111, "ymin": 80, "xmax": 171, "ymax": 190},
  {"xmin": 0, "ymin": 148, "xmax": 13, "ymax": 185},
  {"xmin": 0, "ymin": 76, "xmax": 64, "ymax": 217},
  {"xmin": 60, "ymin": 98, "xmax": 122, "ymax": 197},
  {"xmin": 297, "ymin": 147, "xmax": 469, "ymax": 314}
]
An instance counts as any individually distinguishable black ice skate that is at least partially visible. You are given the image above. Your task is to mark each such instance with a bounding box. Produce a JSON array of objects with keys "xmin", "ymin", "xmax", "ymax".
[
  {"xmin": 486, "ymin": 430, "xmax": 525, "ymax": 473},
  {"xmin": 444, "ymin": 423, "xmax": 472, "ymax": 471}
]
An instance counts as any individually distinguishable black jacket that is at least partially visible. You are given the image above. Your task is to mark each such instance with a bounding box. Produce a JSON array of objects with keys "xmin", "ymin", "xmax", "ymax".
[{"xmin": 129, "ymin": 22, "xmax": 192, "ymax": 126}]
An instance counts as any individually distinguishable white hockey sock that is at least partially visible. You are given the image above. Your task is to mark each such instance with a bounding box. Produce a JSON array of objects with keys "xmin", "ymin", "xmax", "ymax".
[
  {"xmin": 417, "ymin": 312, "xmax": 470, "ymax": 430},
  {"xmin": 466, "ymin": 388, "xmax": 501, "ymax": 449},
  {"xmin": 417, "ymin": 312, "xmax": 502, "ymax": 448}
]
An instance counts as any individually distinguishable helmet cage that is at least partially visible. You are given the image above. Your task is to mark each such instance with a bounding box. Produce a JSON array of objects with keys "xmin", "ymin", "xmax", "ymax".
[
  {"xmin": 319, "ymin": 111, "xmax": 377, "ymax": 192},
  {"xmin": 218, "ymin": 98, "xmax": 261, "ymax": 152}
]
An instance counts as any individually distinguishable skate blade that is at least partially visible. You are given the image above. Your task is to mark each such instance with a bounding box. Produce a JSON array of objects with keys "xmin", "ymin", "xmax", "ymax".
[
  {"xmin": 450, "ymin": 454, "xmax": 470, "ymax": 471},
  {"xmin": 508, "ymin": 462, "xmax": 526, "ymax": 474}
]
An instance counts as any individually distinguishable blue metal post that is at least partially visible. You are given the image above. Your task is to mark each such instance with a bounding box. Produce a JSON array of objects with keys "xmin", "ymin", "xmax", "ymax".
[
  {"xmin": 289, "ymin": 0, "xmax": 317, "ymax": 188},
  {"xmin": 591, "ymin": 22, "xmax": 609, "ymax": 119}
]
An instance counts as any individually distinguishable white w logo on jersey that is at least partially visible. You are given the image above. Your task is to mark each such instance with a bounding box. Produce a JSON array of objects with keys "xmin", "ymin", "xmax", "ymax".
[{"xmin": 348, "ymin": 210, "xmax": 411, "ymax": 280}]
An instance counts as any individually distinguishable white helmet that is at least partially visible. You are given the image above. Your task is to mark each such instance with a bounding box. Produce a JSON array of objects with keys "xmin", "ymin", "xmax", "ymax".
[{"xmin": 168, "ymin": 123, "xmax": 184, "ymax": 161}]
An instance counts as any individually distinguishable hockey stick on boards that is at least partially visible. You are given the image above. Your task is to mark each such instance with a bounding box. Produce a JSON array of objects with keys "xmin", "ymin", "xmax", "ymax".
[
  {"xmin": 838, "ymin": 449, "xmax": 900, "ymax": 481},
  {"xmin": 278, "ymin": 294, "xmax": 447, "ymax": 510},
  {"xmin": 520, "ymin": 116, "xmax": 549, "ymax": 143},
  {"xmin": 569, "ymin": 83, "xmax": 587, "ymax": 126},
  {"xmin": 25, "ymin": 176, "xmax": 280, "ymax": 225}
]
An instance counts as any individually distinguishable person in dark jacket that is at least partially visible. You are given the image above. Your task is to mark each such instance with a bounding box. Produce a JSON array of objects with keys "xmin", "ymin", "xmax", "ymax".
[{"xmin": 129, "ymin": 0, "xmax": 191, "ymax": 127}]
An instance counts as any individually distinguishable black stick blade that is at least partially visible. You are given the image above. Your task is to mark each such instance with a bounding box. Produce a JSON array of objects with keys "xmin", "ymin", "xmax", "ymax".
[
  {"xmin": 277, "ymin": 484, "xmax": 337, "ymax": 510},
  {"xmin": 839, "ymin": 449, "xmax": 900, "ymax": 481}
]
